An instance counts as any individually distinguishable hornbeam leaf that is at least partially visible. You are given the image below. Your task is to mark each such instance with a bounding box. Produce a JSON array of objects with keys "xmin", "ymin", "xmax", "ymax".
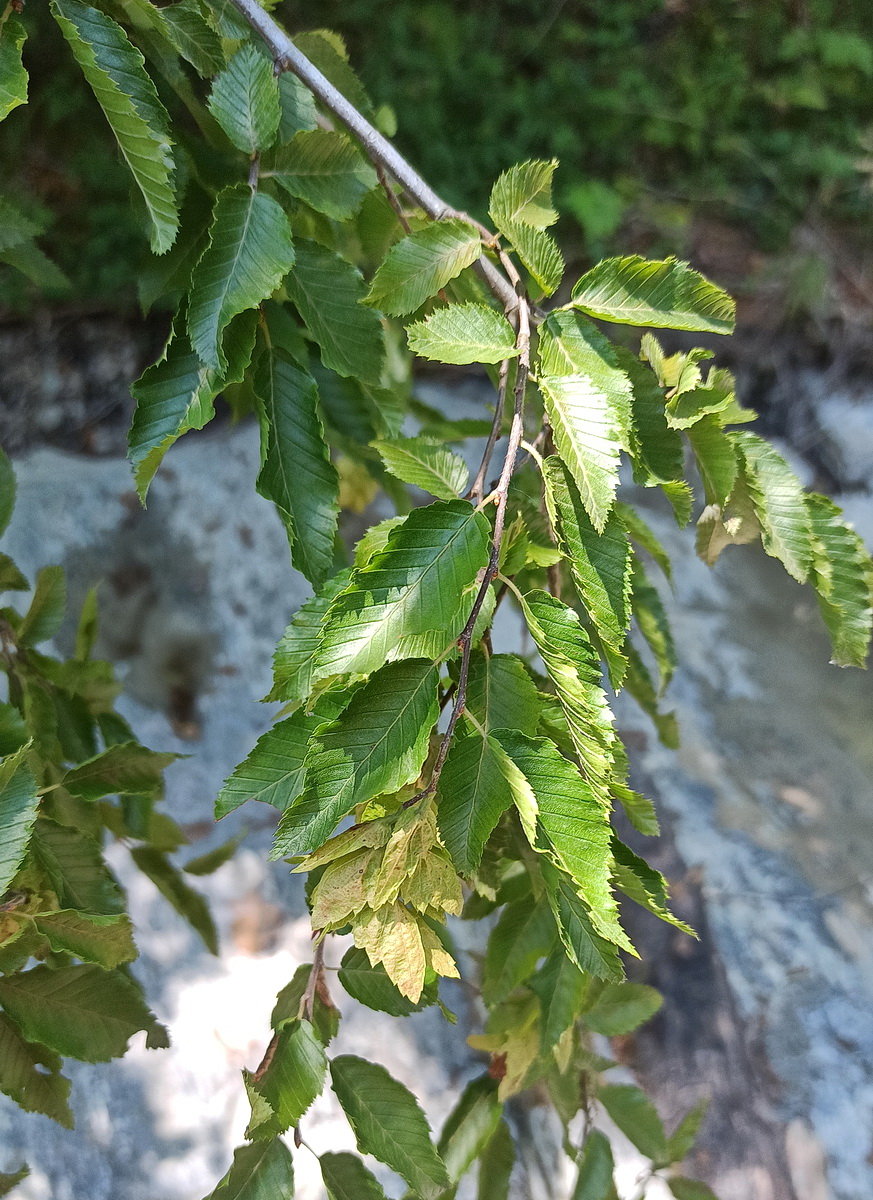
[
  {"xmin": 733, "ymin": 431, "xmax": 813, "ymax": 582},
  {"xmin": 493, "ymin": 731, "xmax": 628, "ymax": 950},
  {"xmin": 129, "ymin": 310, "xmax": 258, "ymax": 501},
  {"xmin": 478, "ymin": 1119, "xmax": 515, "ymax": 1200},
  {"xmin": 582, "ymin": 981, "xmax": 663, "ymax": 1036},
  {"xmin": 130, "ymin": 846, "xmax": 218, "ymax": 953},
  {"xmin": 266, "ymin": 572, "xmax": 352, "ymax": 704},
  {"xmin": 18, "ymin": 565, "xmax": 65, "ymax": 646},
  {"xmin": 807, "ymin": 493, "xmax": 873, "ymax": 667},
  {"xmin": 0, "ymin": 444, "xmax": 15, "ymax": 537},
  {"xmin": 0, "ymin": 1165, "xmax": 28, "ymax": 1196},
  {"xmin": 315, "ymin": 500, "xmax": 490, "ymax": 679},
  {"xmin": 0, "ymin": 965, "xmax": 159, "ymax": 1062},
  {"xmin": 465, "ymin": 652, "xmax": 542, "ymax": 737},
  {"xmin": 631, "ymin": 558, "xmax": 676, "ymax": 691},
  {"xmin": 247, "ymin": 1020, "xmax": 326, "ymax": 1135},
  {"xmin": 623, "ymin": 642, "xmax": 679, "ymax": 748},
  {"xmin": 294, "ymin": 29, "xmax": 374, "ymax": 118},
  {"xmin": 337, "ymin": 945, "xmax": 436, "ymax": 1016},
  {"xmin": 572, "ymin": 1130, "xmax": 619, "ymax": 1200},
  {"xmin": 30, "ymin": 818, "xmax": 125, "ymax": 916},
  {"xmin": 598, "ymin": 1084, "xmax": 668, "ymax": 1163},
  {"xmin": 321, "ymin": 1152, "xmax": 387, "ymax": 1200},
  {"xmin": 406, "ymin": 302, "xmax": 519, "ymax": 365},
  {"xmin": 188, "ymin": 186, "xmax": 295, "ymax": 372},
  {"xmin": 489, "ymin": 160, "xmax": 563, "ymax": 295},
  {"xmin": 216, "ymin": 709, "xmax": 320, "ymax": 818},
  {"xmin": 0, "ymin": 241, "xmax": 69, "ymax": 290},
  {"xmin": 0, "ymin": 1013, "xmax": 73, "ymax": 1128},
  {"xmin": 273, "ymin": 659, "xmax": 439, "ymax": 855},
  {"xmin": 666, "ymin": 368, "xmax": 735, "ymax": 429},
  {"xmin": 438, "ymin": 1074, "xmax": 503, "ymax": 1185},
  {"xmin": 266, "ymin": 129, "xmax": 377, "ymax": 220},
  {"xmin": 570, "ymin": 256, "xmax": 735, "ymax": 334},
  {"xmin": 285, "ymin": 239, "xmax": 385, "ymax": 385},
  {"xmin": 253, "ymin": 347, "xmax": 339, "ymax": 586},
  {"xmin": 537, "ymin": 311, "xmax": 632, "ymax": 532},
  {"xmin": 62, "ymin": 741, "xmax": 179, "ymax": 800},
  {"xmin": 528, "ymin": 949, "xmax": 587, "ymax": 1053},
  {"xmin": 668, "ymin": 1179, "xmax": 719, "ymax": 1200},
  {"xmin": 330, "ymin": 1055, "xmax": 450, "ymax": 1200},
  {"xmin": 277, "ymin": 73, "xmax": 317, "ymax": 141},
  {"xmin": 616, "ymin": 503, "xmax": 672, "ymax": 581},
  {"xmin": 542, "ymin": 864, "xmax": 624, "ymax": 981},
  {"xmin": 616, "ymin": 348, "xmax": 683, "ymax": 486},
  {"xmin": 0, "ymin": 743, "xmax": 38, "ymax": 893},
  {"xmin": 205, "ymin": 1139, "xmax": 295, "ymax": 1200},
  {"xmin": 519, "ymin": 590, "xmax": 616, "ymax": 801},
  {"xmin": 32, "ymin": 911, "xmax": 137, "ymax": 968},
  {"xmin": 0, "ymin": 15, "xmax": 27, "ymax": 121},
  {"xmin": 161, "ymin": 0, "xmax": 223, "ymax": 78},
  {"xmin": 52, "ymin": 0, "xmax": 178, "ymax": 253},
  {"xmin": 687, "ymin": 415, "xmax": 738, "ymax": 507},
  {"xmin": 611, "ymin": 836, "xmax": 694, "ymax": 935},
  {"xmin": 365, "ymin": 218, "xmax": 481, "ymax": 316},
  {"xmin": 482, "ymin": 897, "xmax": 557, "ymax": 1005},
  {"xmin": 500, "ymin": 221, "xmax": 564, "ymax": 296},
  {"xmin": 372, "ymin": 436, "xmax": 469, "ymax": 501},
  {"xmin": 437, "ymin": 735, "xmax": 514, "ymax": 875},
  {"xmin": 208, "ymin": 43, "xmax": 280, "ymax": 154},
  {"xmin": 543, "ymin": 456, "xmax": 632, "ymax": 687}
]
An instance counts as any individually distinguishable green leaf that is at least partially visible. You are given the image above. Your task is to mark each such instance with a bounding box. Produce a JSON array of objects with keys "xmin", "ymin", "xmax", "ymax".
[
  {"xmin": 493, "ymin": 731, "xmax": 627, "ymax": 949},
  {"xmin": 129, "ymin": 310, "xmax": 258, "ymax": 501},
  {"xmin": 623, "ymin": 642, "xmax": 679, "ymax": 748},
  {"xmin": 477, "ymin": 1119, "xmax": 515, "ymax": 1200},
  {"xmin": 733, "ymin": 431, "xmax": 812, "ymax": 582},
  {"xmin": 130, "ymin": 846, "xmax": 218, "ymax": 953},
  {"xmin": 0, "ymin": 965, "xmax": 159, "ymax": 1062},
  {"xmin": 247, "ymin": 1019, "xmax": 326, "ymax": 1135},
  {"xmin": 537, "ymin": 311, "xmax": 632, "ymax": 532},
  {"xmin": 666, "ymin": 1099, "xmax": 708, "ymax": 1164},
  {"xmin": 808, "ymin": 493, "xmax": 873, "ymax": 667},
  {"xmin": 438, "ymin": 734, "xmax": 514, "ymax": 876},
  {"xmin": 30, "ymin": 818, "xmax": 124, "ymax": 915},
  {"xmin": 543, "ymin": 456, "xmax": 632, "ymax": 687},
  {"xmin": 52, "ymin": 0, "xmax": 178, "ymax": 253},
  {"xmin": 687, "ymin": 415, "xmax": 738, "ymax": 508},
  {"xmin": 188, "ymin": 185, "xmax": 295, "ymax": 373},
  {"xmin": 274, "ymin": 659, "xmax": 439, "ymax": 856},
  {"xmin": 570, "ymin": 256, "xmax": 735, "ymax": 334},
  {"xmin": 315, "ymin": 500, "xmax": 490, "ymax": 679},
  {"xmin": 611, "ymin": 782, "xmax": 659, "ymax": 837},
  {"xmin": 488, "ymin": 159, "xmax": 563, "ymax": 295},
  {"xmin": 667, "ymin": 368, "xmax": 735, "ymax": 429},
  {"xmin": 616, "ymin": 348, "xmax": 683, "ymax": 486},
  {"xmin": 544, "ymin": 866, "xmax": 624, "ymax": 981},
  {"xmin": 582, "ymin": 981, "xmax": 662, "ymax": 1035},
  {"xmin": 519, "ymin": 590, "xmax": 616, "ymax": 801},
  {"xmin": 18, "ymin": 565, "xmax": 65, "ymax": 646},
  {"xmin": 0, "ymin": 15, "xmax": 27, "ymax": 122},
  {"xmin": 572, "ymin": 1130, "xmax": 618, "ymax": 1200},
  {"xmin": 365, "ymin": 218, "xmax": 481, "ymax": 316},
  {"xmin": 266, "ymin": 129, "xmax": 377, "ymax": 220},
  {"xmin": 373, "ymin": 436, "xmax": 468, "ymax": 500},
  {"xmin": 285, "ymin": 239, "xmax": 385, "ymax": 385},
  {"xmin": 266, "ymin": 572, "xmax": 351, "ymax": 704},
  {"xmin": 320, "ymin": 1153, "xmax": 387, "ymax": 1200},
  {"xmin": 482, "ymin": 897, "xmax": 556, "ymax": 1005},
  {"xmin": 208, "ymin": 43, "xmax": 279, "ymax": 154},
  {"xmin": 438, "ymin": 1074, "xmax": 503, "ymax": 1185},
  {"xmin": 215, "ymin": 711, "xmax": 317, "ymax": 818},
  {"xmin": 205, "ymin": 1139, "xmax": 295, "ymax": 1200},
  {"xmin": 32, "ymin": 910, "xmax": 137, "ymax": 968},
  {"xmin": 599, "ymin": 1084, "xmax": 667, "ymax": 1163},
  {"xmin": 465, "ymin": 652, "xmax": 542, "ymax": 737},
  {"xmin": 0, "ymin": 1165, "xmax": 28, "ymax": 1197},
  {"xmin": 294, "ymin": 29, "xmax": 374, "ymax": 117},
  {"xmin": 277, "ymin": 73, "xmax": 317, "ymax": 142},
  {"xmin": 62, "ymin": 740, "xmax": 178, "ymax": 801},
  {"xmin": 0, "ymin": 702, "xmax": 28, "ymax": 756},
  {"xmin": 271, "ymin": 964, "xmax": 340, "ymax": 1045},
  {"xmin": 0, "ymin": 240, "xmax": 69, "ymax": 290},
  {"xmin": 254, "ymin": 347, "xmax": 339, "ymax": 587},
  {"xmin": 668, "ymin": 1179, "xmax": 718, "ymax": 1200},
  {"xmin": 0, "ymin": 743, "xmax": 38, "ymax": 893},
  {"xmin": 407, "ymin": 303, "xmax": 518, "ymax": 365},
  {"xmin": 611, "ymin": 836, "xmax": 694, "ymax": 936},
  {"xmin": 0, "ymin": 445, "xmax": 15, "ymax": 538},
  {"xmin": 161, "ymin": 0, "xmax": 223, "ymax": 78},
  {"xmin": 337, "ymin": 944, "xmax": 435, "ymax": 1016},
  {"xmin": 616, "ymin": 503, "xmax": 672, "ymax": 581},
  {"xmin": 528, "ymin": 949, "xmax": 587, "ymax": 1053},
  {"xmin": 631, "ymin": 559, "xmax": 676, "ymax": 690},
  {"xmin": 0, "ymin": 1013, "xmax": 73, "ymax": 1128},
  {"xmin": 330, "ymin": 1055, "xmax": 450, "ymax": 1200}
]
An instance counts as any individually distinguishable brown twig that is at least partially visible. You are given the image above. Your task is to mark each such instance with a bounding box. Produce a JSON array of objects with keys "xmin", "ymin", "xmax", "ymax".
[
  {"xmin": 374, "ymin": 162, "xmax": 412, "ymax": 235},
  {"xmin": 469, "ymin": 357, "xmax": 510, "ymax": 502},
  {"xmin": 299, "ymin": 937, "xmax": 325, "ymax": 1022}
]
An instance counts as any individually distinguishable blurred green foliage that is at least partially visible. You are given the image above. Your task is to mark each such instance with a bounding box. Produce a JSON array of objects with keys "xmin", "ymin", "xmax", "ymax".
[{"xmin": 2, "ymin": 0, "xmax": 872, "ymax": 306}]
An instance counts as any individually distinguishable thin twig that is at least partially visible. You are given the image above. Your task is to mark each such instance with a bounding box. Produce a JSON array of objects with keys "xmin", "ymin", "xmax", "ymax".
[
  {"xmin": 224, "ymin": 0, "xmax": 517, "ymax": 314},
  {"xmin": 469, "ymin": 357, "xmax": 510, "ymax": 502},
  {"xmin": 375, "ymin": 162, "xmax": 412, "ymax": 235},
  {"xmin": 247, "ymin": 152, "xmax": 260, "ymax": 191},
  {"xmin": 299, "ymin": 937, "xmax": 325, "ymax": 1022}
]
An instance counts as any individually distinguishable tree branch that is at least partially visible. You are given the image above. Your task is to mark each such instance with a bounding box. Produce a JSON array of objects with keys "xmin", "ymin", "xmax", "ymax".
[{"xmin": 224, "ymin": 0, "xmax": 517, "ymax": 314}]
